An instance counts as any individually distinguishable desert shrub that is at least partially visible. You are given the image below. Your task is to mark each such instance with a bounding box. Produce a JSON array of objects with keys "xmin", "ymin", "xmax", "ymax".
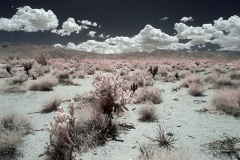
[
  {"xmin": 0, "ymin": 69, "xmax": 11, "ymax": 78},
  {"xmin": 213, "ymin": 65, "xmax": 226, "ymax": 74},
  {"xmin": 76, "ymin": 105, "xmax": 119, "ymax": 152},
  {"xmin": 144, "ymin": 124, "xmax": 177, "ymax": 150},
  {"xmin": 0, "ymin": 112, "xmax": 31, "ymax": 134},
  {"xmin": 188, "ymin": 83, "xmax": 204, "ymax": 96},
  {"xmin": 29, "ymin": 75, "xmax": 58, "ymax": 91},
  {"xmin": 211, "ymin": 89, "xmax": 240, "ymax": 117},
  {"xmin": 138, "ymin": 105, "xmax": 158, "ymax": 122},
  {"xmin": 0, "ymin": 131, "xmax": 23, "ymax": 159},
  {"xmin": 230, "ymin": 71, "xmax": 240, "ymax": 80},
  {"xmin": 74, "ymin": 92, "xmax": 98, "ymax": 104},
  {"xmin": 56, "ymin": 71, "xmax": 74, "ymax": 85},
  {"xmin": 204, "ymin": 74, "xmax": 218, "ymax": 83},
  {"xmin": 1, "ymin": 85, "xmax": 27, "ymax": 93},
  {"xmin": 0, "ymin": 112, "xmax": 31, "ymax": 159},
  {"xmin": 178, "ymin": 70, "xmax": 191, "ymax": 79},
  {"xmin": 180, "ymin": 75, "xmax": 201, "ymax": 88},
  {"xmin": 86, "ymin": 68, "xmax": 95, "ymax": 75},
  {"xmin": 41, "ymin": 97, "xmax": 62, "ymax": 113},
  {"xmin": 203, "ymin": 134, "xmax": 240, "ymax": 159},
  {"xmin": 22, "ymin": 61, "xmax": 33, "ymax": 75},
  {"xmin": 6, "ymin": 76, "xmax": 27, "ymax": 86},
  {"xmin": 35, "ymin": 52, "xmax": 48, "ymax": 66},
  {"xmin": 214, "ymin": 76, "xmax": 237, "ymax": 88},
  {"xmin": 135, "ymin": 87, "xmax": 163, "ymax": 104},
  {"xmin": 76, "ymin": 70, "xmax": 85, "ymax": 79}
]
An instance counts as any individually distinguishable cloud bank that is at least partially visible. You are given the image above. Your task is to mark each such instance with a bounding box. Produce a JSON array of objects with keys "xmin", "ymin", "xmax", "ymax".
[
  {"xmin": 55, "ymin": 15, "xmax": 240, "ymax": 54},
  {"xmin": 0, "ymin": 6, "xmax": 58, "ymax": 32}
]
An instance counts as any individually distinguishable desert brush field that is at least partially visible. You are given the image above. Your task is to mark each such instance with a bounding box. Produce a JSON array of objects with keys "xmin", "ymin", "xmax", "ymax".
[{"xmin": 1, "ymin": 44, "xmax": 240, "ymax": 160}]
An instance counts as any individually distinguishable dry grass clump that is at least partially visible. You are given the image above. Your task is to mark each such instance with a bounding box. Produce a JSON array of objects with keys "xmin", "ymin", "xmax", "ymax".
[
  {"xmin": 0, "ymin": 69, "xmax": 11, "ymax": 78},
  {"xmin": 144, "ymin": 124, "xmax": 178, "ymax": 150},
  {"xmin": 75, "ymin": 70, "xmax": 85, "ymax": 79},
  {"xmin": 135, "ymin": 87, "xmax": 163, "ymax": 104},
  {"xmin": 41, "ymin": 97, "xmax": 62, "ymax": 113},
  {"xmin": 76, "ymin": 104, "xmax": 120, "ymax": 152},
  {"xmin": 1, "ymin": 85, "xmax": 27, "ymax": 93},
  {"xmin": 29, "ymin": 75, "xmax": 58, "ymax": 91},
  {"xmin": 188, "ymin": 83, "xmax": 204, "ymax": 96},
  {"xmin": 0, "ymin": 112, "xmax": 31, "ymax": 159},
  {"xmin": 138, "ymin": 105, "xmax": 158, "ymax": 122},
  {"xmin": 56, "ymin": 71, "xmax": 74, "ymax": 85},
  {"xmin": 230, "ymin": 71, "xmax": 240, "ymax": 80},
  {"xmin": 180, "ymin": 75, "xmax": 201, "ymax": 88},
  {"xmin": 86, "ymin": 68, "xmax": 95, "ymax": 75},
  {"xmin": 6, "ymin": 76, "xmax": 27, "ymax": 86},
  {"xmin": 211, "ymin": 89, "xmax": 240, "ymax": 117},
  {"xmin": 203, "ymin": 134, "xmax": 240, "ymax": 159},
  {"xmin": 214, "ymin": 76, "xmax": 237, "ymax": 89}
]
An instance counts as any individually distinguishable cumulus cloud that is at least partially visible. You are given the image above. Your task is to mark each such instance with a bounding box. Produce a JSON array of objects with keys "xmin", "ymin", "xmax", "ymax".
[
  {"xmin": 53, "ymin": 43, "xmax": 64, "ymax": 48},
  {"xmin": 63, "ymin": 25, "xmax": 178, "ymax": 54},
  {"xmin": 52, "ymin": 18, "xmax": 82, "ymax": 36},
  {"xmin": 55, "ymin": 15, "xmax": 240, "ymax": 53},
  {"xmin": 80, "ymin": 20, "xmax": 92, "ymax": 26},
  {"xmin": 99, "ymin": 34, "xmax": 105, "ymax": 39},
  {"xmin": 176, "ymin": 15, "xmax": 240, "ymax": 51},
  {"xmin": 159, "ymin": 17, "xmax": 168, "ymax": 21},
  {"xmin": 0, "ymin": 6, "xmax": 58, "ymax": 32},
  {"xmin": 88, "ymin": 31, "xmax": 96, "ymax": 37},
  {"xmin": 180, "ymin": 17, "xmax": 194, "ymax": 23}
]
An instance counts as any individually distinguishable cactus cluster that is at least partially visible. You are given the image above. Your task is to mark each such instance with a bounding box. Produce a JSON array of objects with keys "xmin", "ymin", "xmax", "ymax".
[
  {"xmin": 92, "ymin": 73, "xmax": 132, "ymax": 117},
  {"xmin": 45, "ymin": 99, "xmax": 78, "ymax": 160}
]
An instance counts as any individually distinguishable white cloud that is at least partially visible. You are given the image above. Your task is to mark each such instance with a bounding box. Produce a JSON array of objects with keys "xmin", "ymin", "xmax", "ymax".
[
  {"xmin": 99, "ymin": 34, "xmax": 105, "ymax": 39},
  {"xmin": 80, "ymin": 20, "xmax": 92, "ymax": 26},
  {"xmin": 159, "ymin": 17, "xmax": 168, "ymax": 21},
  {"xmin": 63, "ymin": 25, "xmax": 179, "ymax": 54},
  {"xmin": 180, "ymin": 17, "xmax": 194, "ymax": 23},
  {"xmin": 0, "ymin": 6, "xmax": 58, "ymax": 32},
  {"xmin": 53, "ymin": 18, "xmax": 82, "ymax": 36},
  {"xmin": 92, "ymin": 22, "xmax": 97, "ymax": 27},
  {"xmin": 88, "ymin": 31, "xmax": 96, "ymax": 37},
  {"xmin": 55, "ymin": 15, "xmax": 240, "ymax": 53},
  {"xmin": 53, "ymin": 43, "xmax": 64, "ymax": 48}
]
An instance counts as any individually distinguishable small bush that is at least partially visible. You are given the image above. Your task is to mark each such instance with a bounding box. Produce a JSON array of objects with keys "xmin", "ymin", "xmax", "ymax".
[
  {"xmin": 76, "ymin": 70, "xmax": 85, "ymax": 79},
  {"xmin": 138, "ymin": 105, "xmax": 158, "ymax": 122},
  {"xmin": 0, "ymin": 112, "xmax": 31, "ymax": 134},
  {"xmin": 211, "ymin": 89, "xmax": 240, "ymax": 117},
  {"xmin": 0, "ymin": 131, "xmax": 23, "ymax": 159},
  {"xmin": 135, "ymin": 87, "xmax": 163, "ymax": 104},
  {"xmin": 214, "ymin": 76, "xmax": 237, "ymax": 88},
  {"xmin": 56, "ymin": 71, "xmax": 74, "ymax": 85},
  {"xmin": 188, "ymin": 83, "xmax": 204, "ymax": 96},
  {"xmin": 180, "ymin": 75, "xmax": 201, "ymax": 88},
  {"xmin": 41, "ymin": 97, "xmax": 62, "ymax": 113},
  {"xmin": 0, "ymin": 112, "xmax": 31, "ymax": 159},
  {"xmin": 29, "ymin": 75, "xmax": 58, "ymax": 91},
  {"xmin": 6, "ymin": 76, "xmax": 27, "ymax": 86}
]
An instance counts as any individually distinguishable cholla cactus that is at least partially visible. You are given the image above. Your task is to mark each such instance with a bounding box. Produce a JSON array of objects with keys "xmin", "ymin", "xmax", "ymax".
[
  {"xmin": 45, "ymin": 99, "xmax": 78, "ymax": 160},
  {"xmin": 92, "ymin": 73, "xmax": 133, "ymax": 117}
]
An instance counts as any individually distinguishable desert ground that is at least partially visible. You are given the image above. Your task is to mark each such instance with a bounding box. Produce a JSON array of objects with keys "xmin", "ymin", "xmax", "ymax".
[{"xmin": 1, "ymin": 44, "xmax": 240, "ymax": 160}]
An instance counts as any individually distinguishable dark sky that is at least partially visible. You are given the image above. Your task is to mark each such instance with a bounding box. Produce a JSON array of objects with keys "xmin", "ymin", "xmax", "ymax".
[{"xmin": 0, "ymin": 0, "xmax": 240, "ymax": 45}]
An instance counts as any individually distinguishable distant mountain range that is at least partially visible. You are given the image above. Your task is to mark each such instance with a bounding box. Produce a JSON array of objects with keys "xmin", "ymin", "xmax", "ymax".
[{"xmin": 0, "ymin": 43, "xmax": 239, "ymax": 61}]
